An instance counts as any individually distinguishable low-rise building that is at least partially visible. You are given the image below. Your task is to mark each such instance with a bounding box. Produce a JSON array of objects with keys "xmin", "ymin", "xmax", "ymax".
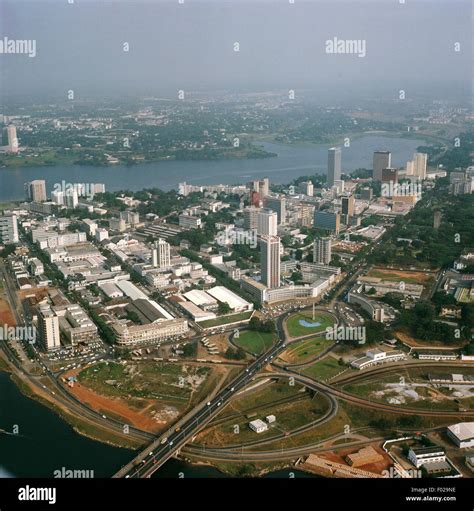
[
  {"xmin": 408, "ymin": 446, "xmax": 446, "ymax": 469},
  {"xmin": 351, "ymin": 349, "xmax": 406, "ymax": 370},
  {"xmin": 249, "ymin": 419, "xmax": 268, "ymax": 434},
  {"xmin": 447, "ymin": 423, "xmax": 474, "ymax": 448}
]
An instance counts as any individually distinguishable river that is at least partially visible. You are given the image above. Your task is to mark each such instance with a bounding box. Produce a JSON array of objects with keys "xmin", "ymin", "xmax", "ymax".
[{"xmin": 0, "ymin": 136, "xmax": 427, "ymax": 201}]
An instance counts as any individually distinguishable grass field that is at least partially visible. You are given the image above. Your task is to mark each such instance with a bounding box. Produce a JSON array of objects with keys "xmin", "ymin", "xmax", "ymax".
[
  {"xmin": 302, "ymin": 357, "xmax": 345, "ymax": 381},
  {"xmin": 279, "ymin": 336, "xmax": 333, "ymax": 365},
  {"xmin": 286, "ymin": 310, "xmax": 334, "ymax": 338},
  {"xmin": 368, "ymin": 268, "xmax": 435, "ymax": 285},
  {"xmin": 200, "ymin": 311, "xmax": 253, "ymax": 329},
  {"xmin": 195, "ymin": 384, "xmax": 330, "ymax": 448},
  {"xmin": 234, "ymin": 330, "xmax": 276, "ymax": 355}
]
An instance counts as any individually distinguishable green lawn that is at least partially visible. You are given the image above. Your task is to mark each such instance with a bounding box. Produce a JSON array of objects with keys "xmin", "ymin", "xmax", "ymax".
[
  {"xmin": 302, "ymin": 357, "xmax": 344, "ymax": 381},
  {"xmin": 280, "ymin": 336, "xmax": 333, "ymax": 364},
  {"xmin": 200, "ymin": 311, "xmax": 253, "ymax": 329},
  {"xmin": 286, "ymin": 311, "xmax": 334, "ymax": 338},
  {"xmin": 234, "ymin": 330, "xmax": 276, "ymax": 355}
]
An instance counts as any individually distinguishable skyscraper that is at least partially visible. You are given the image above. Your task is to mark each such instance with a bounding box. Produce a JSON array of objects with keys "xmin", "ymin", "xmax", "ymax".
[
  {"xmin": 243, "ymin": 206, "xmax": 260, "ymax": 230},
  {"xmin": 259, "ymin": 177, "xmax": 270, "ymax": 197},
  {"xmin": 412, "ymin": 152, "xmax": 427, "ymax": 180},
  {"xmin": 327, "ymin": 147, "xmax": 342, "ymax": 187},
  {"xmin": 38, "ymin": 304, "xmax": 61, "ymax": 351},
  {"xmin": 314, "ymin": 211, "xmax": 341, "ymax": 234},
  {"xmin": 260, "ymin": 235, "xmax": 281, "ymax": 289},
  {"xmin": 25, "ymin": 180, "xmax": 47, "ymax": 202},
  {"xmin": 313, "ymin": 237, "xmax": 332, "ymax": 265},
  {"xmin": 373, "ymin": 151, "xmax": 391, "ymax": 181},
  {"xmin": 257, "ymin": 208, "xmax": 278, "ymax": 236},
  {"xmin": 3, "ymin": 125, "xmax": 18, "ymax": 154},
  {"xmin": 0, "ymin": 214, "xmax": 19, "ymax": 244},
  {"xmin": 263, "ymin": 196, "xmax": 286, "ymax": 225},
  {"xmin": 155, "ymin": 238, "xmax": 171, "ymax": 268},
  {"xmin": 65, "ymin": 189, "xmax": 78, "ymax": 209},
  {"xmin": 341, "ymin": 193, "xmax": 355, "ymax": 217}
]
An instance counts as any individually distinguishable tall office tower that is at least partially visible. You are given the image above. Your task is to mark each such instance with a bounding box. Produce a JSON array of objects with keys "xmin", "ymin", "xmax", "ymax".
[
  {"xmin": 249, "ymin": 190, "xmax": 260, "ymax": 207},
  {"xmin": 260, "ymin": 235, "xmax": 281, "ymax": 289},
  {"xmin": 24, "ymin": 180, "xmax": 47, "ymax": 202},
  {"xmin": 93, "ymin": 183, "xmax": 106, "ymax": 195},
  {"xmin": 433, "ymin": 210, "xmax": 441, "ymax": 229},
  {"xmin": 38, "ymin": 304, "xmax": 61, "ymax": 351},
  {"xmin": 0, "ymin": 214, "xmax": 19, "ymax": 244},
  {"xmin": 341, "ymin": 193, "xmax": 355, "ymax": 217},
  {"xmin": 151, "ymin": 247, "xmax": 158, "ymax": 267},
  {"xmin": 298, "ymin": 204, "xmax": 314, "ymax": 227},
  {"xmin": 381, "ymin": 168, "xmax": 398, "ymax": 183},
  {"xmin": 156, "ymin": 238, "xmax": 171, "ymax": 268},
  {"xmin": 257, "ymin": 208, "xmax": 278, "ymax": 236},
  {"xmin": 51, "ymin": 190, "xmax": 65, "ymax": 206},
  {"xmin": 259, "ymin": 177, "xmax": 270, "ymax": 197},
  {"xmin": 65, "ymin": 189, "xmax": 78, "ymax": 209},
  {"xmin": 314, "ymin": 210, "xmax": 341, "ymax": 234},
  {"xmin": 406, "ymin": 160, "xmax": 414, "ymax": 176},
  {"xmin": 327, "ymin": 147, "xmax": 342, "ymax": 187},
  {"xmin": 412, "ymin": 152, "xmax": 427, "ymax": 180},
  {"xmin": 263, "ymin": 196, "xmax": 286, "ymax": 225},
  {"xmin": 243, "ymin": 206, "xmax": 260, "ymax": 230},
  {"xmin": 373, "ymin": 151, "xmax": 391, "ymax": 181},
  {"xmin": 3, "ymin": 125, "xmax": 18, "ymax": 153},
  {"xmin": 298, "ymin": 181, "xmax": 314, "ymax": 196},
  {"xmin": 313, "ymin": 237, "xmax": 332, "ymax": 265}
]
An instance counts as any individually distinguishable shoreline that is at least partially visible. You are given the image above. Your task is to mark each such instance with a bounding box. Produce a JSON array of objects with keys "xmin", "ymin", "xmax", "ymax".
[{"xmin": 0, "ymin": 353, "xmax": 141, "ymax": 451}]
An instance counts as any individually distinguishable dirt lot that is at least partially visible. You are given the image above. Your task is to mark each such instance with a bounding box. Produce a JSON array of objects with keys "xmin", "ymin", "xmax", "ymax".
[
  {"xmin": 0, "ymin": 297, "xmax": 16, "ymax": 326},
  {"xmin": 62, "ymin": 360, "xmax": 231, "ymax": 434}
]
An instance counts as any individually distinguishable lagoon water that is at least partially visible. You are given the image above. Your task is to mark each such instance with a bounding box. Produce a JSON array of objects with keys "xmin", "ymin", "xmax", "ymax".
[
  {"xmin": 0, "ymin": 372, "xmax": 316, "ymax": 478},
  {"xmin": 0, "ymin": 137, "xmax": 426, "ymax": 201}
]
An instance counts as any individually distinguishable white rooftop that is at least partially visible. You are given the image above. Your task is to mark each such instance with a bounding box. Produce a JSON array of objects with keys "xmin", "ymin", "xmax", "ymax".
[
  {"xmin": 448, "ymin": 422, "xmax": 474, "ymax": 442},
  {"xmin": 207, "ymin": 286, "xmax": 252, "ymax": 310}
]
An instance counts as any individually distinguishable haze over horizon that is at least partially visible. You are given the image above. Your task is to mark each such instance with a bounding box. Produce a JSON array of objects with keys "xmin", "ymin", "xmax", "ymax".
[{"xmin": 0, "ymin": 0, "xmax": 472, "ymax": 103}]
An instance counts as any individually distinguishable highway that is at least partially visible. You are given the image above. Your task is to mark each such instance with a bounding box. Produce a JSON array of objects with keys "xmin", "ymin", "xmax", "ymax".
[{"xmin": 112, "ymin": 337, "xmax": 289, "ymax": 478}]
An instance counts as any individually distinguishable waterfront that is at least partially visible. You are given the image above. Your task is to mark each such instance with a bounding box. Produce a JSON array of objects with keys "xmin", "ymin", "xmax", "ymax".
[
  {"xmin": 0, "ymin": 136, "xmax": 427, "ymax": 202},
  {"xmin": 0, "ymin": 372, "xmax": 315, "ymax": 478}
]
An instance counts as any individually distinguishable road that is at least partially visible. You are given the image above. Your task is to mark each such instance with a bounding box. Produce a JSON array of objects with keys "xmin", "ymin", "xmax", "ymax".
[{"xmin": 112, "ymin": 336, "xmax": 290, "ymax": 478}]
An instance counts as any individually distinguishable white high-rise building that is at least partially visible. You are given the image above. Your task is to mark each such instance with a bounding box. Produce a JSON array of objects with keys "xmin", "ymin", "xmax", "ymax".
[
  {"xmin": 263, "ymin": 196, "xmax": 286, "ymax": 225},
  {"xmin": 155, "ymin": 238, "xmax": 171, "ymax": 268},
  {"xmin": 65, "ymin": 189, "xmax": 78, "ymax": 209},
  {"xmin": 4, "ymin": 125, "xmax": 18, "ymax": 153},
  {"xmin": 313, "ymin": 237, "xmax": 332, "ymax": 265},
  {"xmin": 38, "ymin": 304, "xmax": 61, "ymax": 351},
  {"xmin": 327, "ymin": 147, "xmax": 342, "ymax": 187},
  {"xmin": 412, "ymin": 152, "xmax": 427, "ymax": 180},
  {"xmin": 51, "ymin": 190, "xmax": 65, "ymax": 206},
  {"xmin": 260, "ymin": 235, "xmax": 281, "ymax": 289},
  {"xmin": 25, "ymin": 180, "xmax": 47, "ymax": 202},
  {"xmin": 0, "ymin": 214, "xmax": 19, "ymax": 244},
  {"xmin": 257, "ymin": 208, "xmax": 278, "ymax": 236},
  {"xmin": 373, "ymin": 151, "xmax": 391, "ymax": 182},
  {"xmin": 298, "ymin": 181, "xmax": 314, "ymax": 196}
]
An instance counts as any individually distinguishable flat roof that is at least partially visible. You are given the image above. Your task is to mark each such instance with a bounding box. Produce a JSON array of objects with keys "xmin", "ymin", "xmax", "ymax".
[
  {"xmin": 207, "ymin": 286, "xmax": 251, "ymax": 310},
  {"xmin": 183, "ymin": 289, "xmax": 217, "ymax": 306},
  {"xmin": 116, "ymin": 280, "xmax": 148, "ymax": 301}
]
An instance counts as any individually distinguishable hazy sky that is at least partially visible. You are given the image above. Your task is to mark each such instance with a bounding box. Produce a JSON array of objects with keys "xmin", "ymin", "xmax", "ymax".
[{"xmin": 0, "ymin": 0, "xmax": 472, "ymax": 102}]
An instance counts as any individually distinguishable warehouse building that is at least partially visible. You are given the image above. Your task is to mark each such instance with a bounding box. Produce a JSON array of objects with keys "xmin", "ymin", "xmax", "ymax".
[{"xmin": 447, "ymin": 422, "xmax": 474, "ymax": 448}]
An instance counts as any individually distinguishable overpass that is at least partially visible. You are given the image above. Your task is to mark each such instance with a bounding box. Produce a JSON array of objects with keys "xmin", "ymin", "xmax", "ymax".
[{"xmin": 112, "ymin": 338, "xmax": 288, "ymax": 478}]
